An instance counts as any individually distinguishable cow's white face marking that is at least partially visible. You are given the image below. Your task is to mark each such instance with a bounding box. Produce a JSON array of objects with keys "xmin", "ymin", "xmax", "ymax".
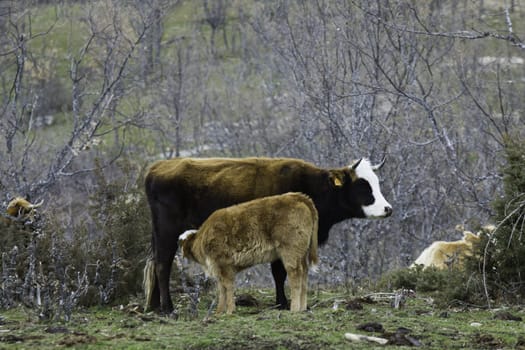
[{"xmin": 351, "ymin": 158, "xmax": 392, "ymax": 218}]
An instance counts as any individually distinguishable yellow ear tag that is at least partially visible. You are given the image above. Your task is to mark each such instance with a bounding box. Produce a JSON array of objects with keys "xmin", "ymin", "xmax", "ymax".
[{"xmin": 334, "ymin": 177, "xmax": 343, "ymax": 187}]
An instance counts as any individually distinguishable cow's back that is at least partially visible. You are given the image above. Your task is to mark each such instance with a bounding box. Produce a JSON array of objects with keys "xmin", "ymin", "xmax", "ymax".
[
  {"xmin": 147, "ymin": 157, "xmax": 313, "ymax": 191},
  {"xmin": 145, "ymin": 157, "xmax": 320, "ymax": 229}
]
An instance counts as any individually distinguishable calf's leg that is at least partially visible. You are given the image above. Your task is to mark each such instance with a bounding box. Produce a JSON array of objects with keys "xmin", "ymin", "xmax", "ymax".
[
  {"xmin": 216, "ymin": 280, "xmax": 227, "ymax": 314},
  {"xmin": 286, "ymin": 265, "xmax": 303, "ymax": 312},
  {"xmin": 224, "ymin": 275, "xmax": 236, "ymax": 314},
  {"xmin": 300, "ymin": 258, "xmax": 308, "ymax": 311},
  {"xmin": 282, "ymin": 254, "xmax": 304, "ymax": 313},
  {"xmin": 216, "ymin": 268, "xmax": 236, "ymax": 314}
]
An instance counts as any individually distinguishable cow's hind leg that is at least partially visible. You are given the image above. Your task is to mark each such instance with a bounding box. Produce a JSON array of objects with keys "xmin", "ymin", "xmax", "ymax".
[
  {"xmin": 271, "ymin": 260, "xmax": 289, "ymax": 309},
  {"xmin": 155, "ymin": 258, "xmax": 174, "ymax": 314},
  {"xmin": 154, "ymin": 236, "xmax": 177, "ymax": 314},
  {"xmin": 148, "ymin": 280, "xmax": 160, "ymax": 311},
  {"xmin": 148, "ymin": 202, "xmax": 180, "ymax": 314}
]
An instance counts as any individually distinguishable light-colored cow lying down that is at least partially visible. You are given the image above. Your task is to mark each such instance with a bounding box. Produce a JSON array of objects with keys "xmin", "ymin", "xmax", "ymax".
[
  {"xmin": 411, "ymin": 225, "xmax": 495, "ymax": 269},
  {"xmin": 179, "ymin": 192, "xmax": 319, "ymax": 314}
]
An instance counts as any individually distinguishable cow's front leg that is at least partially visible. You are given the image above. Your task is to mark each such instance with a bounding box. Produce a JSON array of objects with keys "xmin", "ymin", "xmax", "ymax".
[{"xmin": 271, "ymin": 260, "xmax": 289, "ymax": 309}]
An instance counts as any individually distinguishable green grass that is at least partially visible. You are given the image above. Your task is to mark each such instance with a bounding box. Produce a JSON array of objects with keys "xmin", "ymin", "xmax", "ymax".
[{"xmin": 1, "ymin": 288, "xmax": 524, "ymax": 349}]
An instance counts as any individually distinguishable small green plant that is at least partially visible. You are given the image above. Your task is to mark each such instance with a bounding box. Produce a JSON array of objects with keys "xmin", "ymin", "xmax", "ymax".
[{"xmin": 378, "ymin": 266, "xmax": 486, "ymax": 307}]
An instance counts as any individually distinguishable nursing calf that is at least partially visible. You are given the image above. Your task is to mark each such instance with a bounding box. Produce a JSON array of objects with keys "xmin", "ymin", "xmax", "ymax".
[{"xmin": 179, "ymin": 192, "xmax": 318, "ymax": 314}]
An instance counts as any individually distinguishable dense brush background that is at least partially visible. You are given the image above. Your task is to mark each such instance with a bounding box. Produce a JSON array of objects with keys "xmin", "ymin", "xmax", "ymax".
[{"xmin": 1, "ymin": 0, "xmax": 524, "ymax": 319}]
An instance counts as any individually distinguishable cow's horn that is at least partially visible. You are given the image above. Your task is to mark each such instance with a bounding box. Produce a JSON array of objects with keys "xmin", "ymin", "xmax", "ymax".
[
  {"xmin": 351, "ymin": 158, "xmax": 362, "ymax": 170},
  {"xmin": 371, "ymin": 156, "xmax": 386, "ymax": 171},
  {"xmin": 29, "ymin": 199, "xmax": 44, "ymax": 208}
]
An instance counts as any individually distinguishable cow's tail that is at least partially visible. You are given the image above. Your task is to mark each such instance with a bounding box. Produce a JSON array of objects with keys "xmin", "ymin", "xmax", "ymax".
[
  {"xmin": 308, "ymin": 201, "xmax": 319, "ymax": 271},
  {"xmin": 143, "ymin": 256, "xmax": 156, "ymax": 311}
]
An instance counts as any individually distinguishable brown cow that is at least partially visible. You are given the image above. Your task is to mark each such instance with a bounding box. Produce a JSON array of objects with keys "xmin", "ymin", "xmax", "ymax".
[
  {"xmin": 144, "ymin": 157, "xmax": 392, "ymax": 313},
  {"xmin": 179, "ymin": 192, "xmax": 318, "ymax": 314}
]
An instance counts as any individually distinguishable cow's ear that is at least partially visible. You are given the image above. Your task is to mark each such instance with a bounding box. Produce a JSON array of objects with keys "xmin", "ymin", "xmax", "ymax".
[{"xmin": 328, "ymin": 171, "xmax": 345, "ymax": 187}]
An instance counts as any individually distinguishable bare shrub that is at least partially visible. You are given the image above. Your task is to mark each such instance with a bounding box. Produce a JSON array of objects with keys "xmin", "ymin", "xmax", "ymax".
[{"xmin": 0, "ymin": 158, "xmax": 150, "ymax": 320}]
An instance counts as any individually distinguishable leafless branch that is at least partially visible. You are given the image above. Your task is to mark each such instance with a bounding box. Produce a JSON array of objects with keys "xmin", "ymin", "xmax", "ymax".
[
  {"xmin": 352, "ymin": 1, "xmax": 525, "ymax": 50},
  {"xmin": 30, "ymin": 11, "xmax": 152, "ymax": 196}
]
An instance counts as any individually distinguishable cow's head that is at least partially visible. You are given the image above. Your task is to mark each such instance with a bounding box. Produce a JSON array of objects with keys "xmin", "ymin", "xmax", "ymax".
[{"xmin": 329, "ymin": 158, "xmax": 392, "ymax": 219}]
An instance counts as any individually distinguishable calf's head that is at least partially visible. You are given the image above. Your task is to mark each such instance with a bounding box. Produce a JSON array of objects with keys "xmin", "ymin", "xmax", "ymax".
[
  {"xmin": 179, "ymin": 229, "xmax": 198, "ymax": 261},
  {"xmin": 329, "ymin": 158, "xmax": 392, "ymax": 219}
]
